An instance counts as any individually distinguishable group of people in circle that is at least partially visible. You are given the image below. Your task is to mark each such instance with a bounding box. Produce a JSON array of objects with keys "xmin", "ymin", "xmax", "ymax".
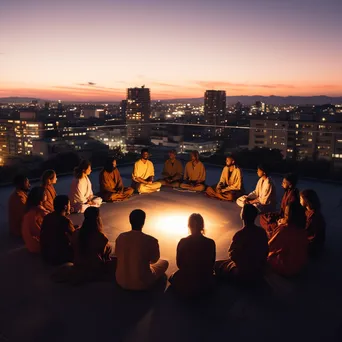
[{"xmin": 7, "ymin": 148, "xmax": 326, "ymax": 296}]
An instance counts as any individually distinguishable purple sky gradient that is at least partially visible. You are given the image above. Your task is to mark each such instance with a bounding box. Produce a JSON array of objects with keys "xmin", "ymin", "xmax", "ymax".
[{"xmin": 0, "ymin": 0, "xmax": 341, "ymax": 100}]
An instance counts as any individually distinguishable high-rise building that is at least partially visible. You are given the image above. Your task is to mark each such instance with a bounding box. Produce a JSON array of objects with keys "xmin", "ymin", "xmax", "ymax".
[
  {"xmin": 0, "ymin": 119, "xmax": 44, "ymax": 160},
  {"xmin": 126, "ymin": 86, "xmax": 151, "ymax": 144},
  {"xmin": 249, "ymin": 118, "xmax": 342, "ymax": 164},
  {"xmin": 204, "ymin": 90, "xmax": 226, "ymax": 126}
]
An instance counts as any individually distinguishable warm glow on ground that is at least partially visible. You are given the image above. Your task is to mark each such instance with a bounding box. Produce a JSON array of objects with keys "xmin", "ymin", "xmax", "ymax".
[{"xmin": 153, "ymin": 214, "xmax": 190, "ymax": 237}]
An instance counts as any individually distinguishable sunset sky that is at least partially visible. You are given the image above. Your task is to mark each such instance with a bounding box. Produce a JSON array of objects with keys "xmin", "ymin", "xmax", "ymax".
[{"xmin": 0, "ymin": 0, "xmax": 341, "ymax": 101}]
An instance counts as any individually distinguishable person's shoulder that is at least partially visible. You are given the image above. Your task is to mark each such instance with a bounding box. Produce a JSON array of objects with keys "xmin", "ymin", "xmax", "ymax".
[
  {"xmin": 232, "ymin": 228, "xmax": 244, "ymax": 239},
  {"xmin": 205, "ymin": 235, "xmax": 216, "ymax": 246},
  {"xmin": 267, "ymin": 177, "xmax": 275, "ymax": 185},
  {"xmin": 147, "ymin": 160, "xmax": 154, "ymax": 166},
  {"xmin": 143, "ymin": 232, "xmax": 158, "ymax": 243}
]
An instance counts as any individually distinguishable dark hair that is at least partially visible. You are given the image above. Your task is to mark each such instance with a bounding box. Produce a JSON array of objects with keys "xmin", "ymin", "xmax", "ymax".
[
  {"xmin": 188, "ymin": 213, "xmax": 204, "ymax": 235},
  {"xmin": 129, "ymin": 209, "xmax": 146, "ymax": 230},
  {"xmin": 79, "ymin": 207, "xmax": 103, "ymax": 254},
  {"xmin": 26, "ymin": 186, "xmax": 45, "ymax": 211},
  {"xmin": 300, "ymin": 189, "xmax": 321, "ymax": 211},
  {"xmin": 13, "ymin": 174, "xmax": 28, "ymax": 187},
  {"xmin": 242, "ymin": 204, "xmax": 258, "ymax": 224},
  {"xmin": 257, "ymin": 164, "xmax": 270, "ymax": 176},
  {"xmin": 191, "ymin": 150, "xmax": 199, "ymax": 160},
  {"xmin": 103, "ymin": 157, "xmax": 115, "ymax": 173},
  {"xmin": 169, "ymin": 149, "xmax": 177, "ymax": 155},
  {"xmin": 226, "ymin": 154, "xmax": 235, "ymax": 162},
  {"xmin": 284, "ymin": 173, "xmax": 298, "ymax": 187},
  {"xmin": 53, "ymin": 195, "xmax": 70, "ymax": 213},
  {"xmin": 74, "ymin": 160, "xmax": 91, "ymax": 179},
  {"xmin": 141, "ymin": 148, "xmax": 149, "ymax": 155},
  {"xmin": 286, "ymin": 202, "xmax": 306, "ymax": 229},
  {"xmin": 41, "ymin": 169, "xmax": 56, "ymax": 186}
]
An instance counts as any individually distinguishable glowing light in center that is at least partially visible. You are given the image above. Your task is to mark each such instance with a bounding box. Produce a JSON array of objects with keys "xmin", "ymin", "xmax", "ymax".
[{"xmin": 153, "ymin": 214, "xmax": 189, "ymax": 237}]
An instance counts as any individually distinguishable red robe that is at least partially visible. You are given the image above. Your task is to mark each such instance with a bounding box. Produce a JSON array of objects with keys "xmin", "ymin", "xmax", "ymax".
[
  {"xmin": 260, "ymin": 188, "xmax": 299, "ymax": 234},
  {"xmin": 305, "ymin": 209, "xmax": 326, "ymax": 256}
]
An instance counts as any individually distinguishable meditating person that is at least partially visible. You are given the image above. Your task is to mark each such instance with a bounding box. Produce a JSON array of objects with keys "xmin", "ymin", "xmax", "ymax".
[
  {"xmin": 215, "ymin": 204, "xmax": 269, "ymax": 283},
  {"xmin": 268, "ymin": 202, "xmax": 308, "ymax": 277},
  {"xmin": 72, "ymin": 207, "xmax": 113, "ymax": 282},
  {"xmin": 115, "ymin": 209, "xmax": 169, "ymax": 290},
  {"xmin": 40, "ymin": 195, "xmax": 75, "ymax": 265},
  {"xmin": 99, "ymin": 157, "xmax": 134, "ymax": 202},
  {"xmin": 180, "ymin": 150, "xmax": 206, "ymax": 192},
  {"xmin": 132, "ymin": 149, "xmax": 162, "ymax": 194},
  {"xmin": 169, "ymin": 213, "xmax": 216, "ymax": 297},
  {"xmin": 41, "ymin": 169, "xmax": 57, "ymax": 213},
  {"xmin": 22, "ymin": 187, "xmax": 49, "ymax": 253},
  {"xmin": 69, "ymin": 160, "xmax": 102, "ymax": 213},
  {"xmin": 159, "ymin": 149, "xmax": 183, "ymax": 187},
  {"xmin": 8, "ymin": 174, "xmax": 30, "ymax": 237},
  {"xmin": 236, "ymin": 164, "xmax": 276, "ymax": 213},
  {"xmin": 206, "ymin": 155, "xmax": 244, "ymax": 201},
  {"xmin": 260, "ymin": 173, "xmax": 299, "ymax": 236},
  {"xmin": 300, "ymin": 189, "xmax": 326, "ymax": 257}
]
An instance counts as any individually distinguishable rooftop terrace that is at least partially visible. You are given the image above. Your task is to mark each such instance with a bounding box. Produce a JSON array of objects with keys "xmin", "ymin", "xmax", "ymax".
[{"xmin": 0, "ymin": 163, "xmax": 342, "ymax": 341}]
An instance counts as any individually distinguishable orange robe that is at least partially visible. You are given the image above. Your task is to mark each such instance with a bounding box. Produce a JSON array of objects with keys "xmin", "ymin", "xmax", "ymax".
[
  {"xmin": 22, "ymin": 206, "xmax": 49, "ymax": 253},
  {"xmin": 99, "ymin": 168, "xmax": 134, "ymax": 202},
  {"xmin": 8, "ymin": 190, "xmax": 28, "ymax": 237},
  {"xmin": 42, "ymin": 184, "xmax": 57, "ymax": 213}
]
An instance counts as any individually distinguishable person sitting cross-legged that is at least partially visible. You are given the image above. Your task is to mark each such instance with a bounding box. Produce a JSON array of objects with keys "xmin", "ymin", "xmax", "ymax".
[
  {"xmin": 41, "ymin": 169, "xmax": 58, "ymax": 213},
  {"xmin": 236, "ymin": 164, "xmax": 276, "ymax": 213},
  {"xmin": 215, "ymin": 204, "xmax": 269, "ymax": 283},
  {"xmin": 268, "ymin": 202, "xmax": 308, "ymax": 277},
  {"xmin": 206, "ymin": 155, "xmax": 244, "ymax": 201},
  {"xmin": 40, "ymin": 195, "xmax": 76, "ymax": 265},
  {"xmin": 169, "ymin": 213, "xmax": 216, "ymax": 297},
  {"xmin": 69, "ymin": 160, "xmax": 102, "ymax": 213},
  {"xmin": 72, "ymin": 207, "xmax": 114, "ymax": 283},
  {"xmin": 8, "ymin": 174, "xmax": 30, "ymax": 237},
  {"xmin": 158, "ymin": 149, "xmax": 183, "ymax": 188},
  {"xmin": 260, "ymin": 173, "xmax": 299, "ymax": 238},
  {"xmin": 132, "ymin": 149, "xmax": 162, "ymax": 194},
  {"xmin": 300, "ymin": 189, "xmax": 326, "ymax": 257},
  {"xmin": 22, "ymin": 187, "xmax": 49, "ymax": 253},
  {"xmin": 115, "ymin": 209, "xmax": 169, "ymax": 290},
  {"xmin": 180, "ymin": 150, "xmax": 206, "ymax": 192},
  {"xmin": 99, "ymin": 157, "xmax": 134, "ymax": 202}
]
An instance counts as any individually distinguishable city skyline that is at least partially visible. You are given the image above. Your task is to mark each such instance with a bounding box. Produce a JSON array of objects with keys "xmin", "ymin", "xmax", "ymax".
[{"xmin": 1, "ymin": 0, "xmax": 341, "ymax": 101}]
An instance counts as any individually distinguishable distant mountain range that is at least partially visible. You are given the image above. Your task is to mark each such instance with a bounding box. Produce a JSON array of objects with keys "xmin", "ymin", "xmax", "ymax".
[{"xmin": 1, "ymin": 95, "xmax": 342, "ymax": 106}]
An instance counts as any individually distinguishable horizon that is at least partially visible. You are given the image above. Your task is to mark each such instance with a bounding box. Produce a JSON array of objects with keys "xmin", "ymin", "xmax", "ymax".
[{"xmin": 1, "ymin": 0, "xmax": 341, "ymax": 101}]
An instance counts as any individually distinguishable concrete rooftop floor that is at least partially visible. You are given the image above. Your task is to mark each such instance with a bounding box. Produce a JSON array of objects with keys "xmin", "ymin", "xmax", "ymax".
[{"xmin": 0, "ymin": 163, "xmax": 342, "ymax": 342}]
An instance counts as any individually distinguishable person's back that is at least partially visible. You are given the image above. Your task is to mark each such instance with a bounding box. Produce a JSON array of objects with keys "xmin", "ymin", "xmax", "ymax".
[
  {"xmin": 268, "ymin": 223, "xmax": 308, "ymax": 276},
  {"xmin": 72, "ymin": 229, "xmax": 110, "ymax": 274},
  {"xmin": 115, "ymin": 230, "xmax": 160, "ymax": 290},
  {"xmin": 40, "ymin": 211, "xmax": 74, "ymax": 265},
  {"xmin": 175, "ymin": 234, "xmax": 215, "ymax": 294},
  {"xmin": 170, "ymin": 213, "xmax": 215, "ymax": 296},
  {"xmin": 230, "ymin": 224, "xmax": 268, "ymax": 279}
]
